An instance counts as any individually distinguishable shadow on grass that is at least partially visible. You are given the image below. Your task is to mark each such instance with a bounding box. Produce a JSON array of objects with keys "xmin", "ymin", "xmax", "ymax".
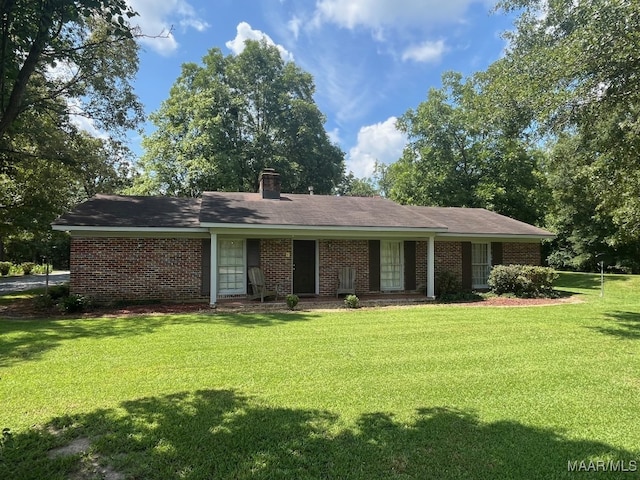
[
  {"xmin": 590, "ymin": 311, "xmax": 640, "ymax": 340},
  {"xmin": 0, "ymin": 311, "xmax": 319, "ymax": 367},
  {"xmin": 209, "ymin": 311, "xmax": 319, "ymax": 328},
  {"xmin": 2, "ymin": 389, "xmax": 636, "ymax": 480}
]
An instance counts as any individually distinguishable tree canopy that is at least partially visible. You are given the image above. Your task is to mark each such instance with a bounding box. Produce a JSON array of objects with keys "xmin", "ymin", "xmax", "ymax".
[
  {"xmin": 385, "ymin": 72, "xmax": 548, "ymax": 226},
  {"xmin": 0, "ymin": 0, "xmax": 142, "ymax": 146},
  {"xmin": 134, "ymin": 40, "xmax": 345, "ymax": 197},
  {"xmin": 0, "ymin": 0, "xmax": 142, "ymax": 262},
  {"xmin": 491, "ymin": 0, "xmax": 640, "ymax": 269}
]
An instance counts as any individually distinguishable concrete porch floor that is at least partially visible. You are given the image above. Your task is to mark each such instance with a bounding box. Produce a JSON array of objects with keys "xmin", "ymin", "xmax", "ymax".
[{"xmin": 215, "ymin": 293, "xmax": 434, "ymax": 311}]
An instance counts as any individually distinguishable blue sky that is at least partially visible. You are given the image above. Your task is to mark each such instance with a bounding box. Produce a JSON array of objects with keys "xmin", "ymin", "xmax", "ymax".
[{"xmin": 124, "ymin": 0, "xmax": 515, "ymax": 178}]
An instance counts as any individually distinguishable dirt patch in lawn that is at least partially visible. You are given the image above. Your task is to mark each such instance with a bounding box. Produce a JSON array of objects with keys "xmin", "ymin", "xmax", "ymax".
[{"xmin": 48, "ymin": 436, "xmax": 125, "ymax": 480}]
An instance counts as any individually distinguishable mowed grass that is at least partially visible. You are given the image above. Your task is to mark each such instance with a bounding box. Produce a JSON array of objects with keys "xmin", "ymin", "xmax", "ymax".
[{"xmin": 1, "ymin": 273, "xmax": 639, "ymax": 479}]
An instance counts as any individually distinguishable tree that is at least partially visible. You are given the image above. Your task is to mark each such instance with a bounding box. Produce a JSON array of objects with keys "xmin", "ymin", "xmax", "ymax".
[
  {"xmin": 0, "ymin": 0, "xmax": 142, "ymax": 148},
  {"xmin": 494, "ymin": 0, "xmax": 640, "ymax": 242},
  {"xmin": 386, "ymin": 72, "xmax": 548, "ymax": 225},
  {"xmin": 336, "ymin": 172, "xmax": 378, "ymax": 197},
  {"xmin": 134, "ymin": 40, "xmax": 344, "ymax": 196},
  {"xmin": 0, "ymin": 115, "xmax": 134, "ymax": 262}
]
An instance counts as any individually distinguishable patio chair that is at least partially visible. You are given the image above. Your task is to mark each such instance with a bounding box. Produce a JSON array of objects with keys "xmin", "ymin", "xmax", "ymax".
[
  {"xmin": 248, "ymin": 267, "xmax": 278, "ymax": 302},
  {"xmin": 336, "ymin": 267, "xmax": 356, "ymax": 298}
]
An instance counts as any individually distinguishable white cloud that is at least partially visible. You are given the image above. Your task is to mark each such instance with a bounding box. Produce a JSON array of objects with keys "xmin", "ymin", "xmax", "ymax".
[
  {"xmin": 327, "ymin": 127, "xmax": 341, "ymax": 145},
  {"xmin": 126, "ymin": 0, "xmax": 210, "ymax": 55},
  {"xmin": 346, "ymin": 117, "xmax": 407, "ymax": 177},
  {"xmin": 226, "ymin": 22, "xmax": 294, "ymax": 62},
  {"xmin": 313, "ymin": 0, "xmax": 492, "ymax": 30},
  {"xmin": 402, "ymin": 39, "xmax": 446, "ymax": 63},
  {"xmin": 288, "ymin": 15, "xmax": 302, "ymax": 40}
]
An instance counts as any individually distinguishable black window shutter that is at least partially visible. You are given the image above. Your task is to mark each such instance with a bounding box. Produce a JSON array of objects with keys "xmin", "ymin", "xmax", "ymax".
[
  {"xmin": 201, "ymin": 239, "xmax": 211, "ymax": 296},
  {"xmin": 404, "ymin": 241, "xmax": 416, "ymax": 291},
  {"xmin": 461, "ymin": 242, "xmax": 472, "ymax": 291},
  {"xmin": 491, "ymin": 242, "xmax": 503, "ymax": 266},
  {"xmin": 369, "ymin": 240, "xmax": 380, "ymax": 291},
  {"xmin": 247, "ymin": 239, "xmax": 260, "ymax": 268}
]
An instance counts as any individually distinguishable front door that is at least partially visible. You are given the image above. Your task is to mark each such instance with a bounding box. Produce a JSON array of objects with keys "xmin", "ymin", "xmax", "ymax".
[{"xmin": 293, "ymin": 240, "xmax": 316, "ymax": 295}]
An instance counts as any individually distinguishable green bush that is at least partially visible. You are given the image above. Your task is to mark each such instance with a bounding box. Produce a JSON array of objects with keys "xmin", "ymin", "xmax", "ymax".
[
  {"xmin": 20, "ymin": 262, "xmax": 36, "ymax": 275},
  {"xmin": 0, "ymin": 262, "xmax": 10, "ymax": 276},
  {"xmin": 488, "ymin": 264, "xmax": 558, "ymax": 297},
  {"xmin": 33, "ymin": 294, "xmax": 54, "ymax": 311},
  {"xmin": 435, "ymin": 270, "xmax": 463, "ymax": 297},
  {"xmin": 286, "ymin": 294, "xmax": 299, "ymax": 311},
  {"xmin": 438, "ymin": 291, "xmax": 484, "ymax": 303},
  {"xmin": 57, "ymin": 294, "xmax": 91, "ymax": 314},
  {"xmin": 344, "ymin": 294, "xmax": 360, "ymax": 309},
  {"xmin": 48, "ymin": 283, "xmax": 70, "ymax": 300},
  {"xmin": 31, "ymin": 264, "xmax": 52, "ymax": 274}
]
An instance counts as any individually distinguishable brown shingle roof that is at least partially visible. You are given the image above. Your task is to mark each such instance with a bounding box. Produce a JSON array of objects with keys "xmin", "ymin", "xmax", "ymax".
[
  {"xmin": 53, "ymin": 194, "xmax": 202, "ymax": 228},
  {"xmin": 406, "ymin": 206, "xmax": 554, "ymax": 237},
  {"xmin": 199, "ymin": 192, "xmax": 447, "ymax": 229},
  {"xmin": 52, "ymin": 193, "xmax": 554, "ymax": 238}
]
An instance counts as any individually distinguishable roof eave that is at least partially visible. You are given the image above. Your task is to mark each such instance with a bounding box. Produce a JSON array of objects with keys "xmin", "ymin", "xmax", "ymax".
[{"xmin": 437, "ymin": 232, "xmax": 555, "ymax": 240}]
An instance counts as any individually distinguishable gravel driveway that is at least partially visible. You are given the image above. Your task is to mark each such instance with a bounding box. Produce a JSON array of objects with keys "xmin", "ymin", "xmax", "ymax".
[{"xmin": 0, "ymin": 271, "xmax": 70, "ymax": 295}]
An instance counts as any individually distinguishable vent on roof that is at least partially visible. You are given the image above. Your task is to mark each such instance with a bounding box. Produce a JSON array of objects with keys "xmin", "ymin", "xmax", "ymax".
[{"xmin": 259, "ymin": 168, "xmax": 281, "ymax": 200}]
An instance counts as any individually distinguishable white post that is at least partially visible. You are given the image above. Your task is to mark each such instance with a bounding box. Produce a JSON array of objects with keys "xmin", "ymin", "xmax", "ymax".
[
  {"xmin": 427, "ymin": 236, "xmax": 435, "ymax": 298},
  {"xmin": 210, "ymin": 232, "xmax": 218, "ymax": 305}
]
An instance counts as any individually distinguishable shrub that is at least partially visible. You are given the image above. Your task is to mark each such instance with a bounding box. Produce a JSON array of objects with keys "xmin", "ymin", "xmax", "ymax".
[
  {"xmin": 33, "ymin": 294, "xmax": 54, "ymax": 311},
  {"xmin": 438, "ymin": 291, "xmax": 484, "ymax": 303},
  {"xmin": 48, "ymin": 283, "xmax": 70, "ymax": 300},
  {"xmin": 20, "ymin": 262, "xmax": 36, "ymax": 275},
  {"xmin": 435, "ymin": 270, "xmax": 462, "ymax": 297},
  {"xmin": 344, "ymin": 294, "xmax": 360, "ymax": 309},
  {"xmin": 57, "ymin": 294, "xmax": 91, "ymax": 314},
  {"xmin": 286, "ymin": 294, "xmax": 299, "ymax": 311},
  {"xmin": 488, "ymin": 264, "xmax": 558, "ymax": 297},
  {"xmin": 0, "ymin": 262, "xmax": 10, "ymax": 276},
  {"xmin": 32, "ymin": 264, "xmax": 52, "ymax": 274}
]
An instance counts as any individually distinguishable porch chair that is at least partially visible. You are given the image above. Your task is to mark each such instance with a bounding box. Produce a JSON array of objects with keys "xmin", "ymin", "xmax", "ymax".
[
  {"xmin": 248, "ymin": 267, "xmax": 278, "ymax": 302},
  {"xmin": 336, "ymin": 267, "xmax": 356, "ymax": 298}
]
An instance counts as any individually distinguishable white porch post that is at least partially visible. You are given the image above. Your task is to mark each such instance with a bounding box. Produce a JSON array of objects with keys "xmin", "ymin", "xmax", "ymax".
[
  {"xmin": 210, "ymin": 232, "xmax": 218, "ymax": 305},
  {"xmin": 427, "ymin": 235, "xmax": 435, "ymax": 298}
]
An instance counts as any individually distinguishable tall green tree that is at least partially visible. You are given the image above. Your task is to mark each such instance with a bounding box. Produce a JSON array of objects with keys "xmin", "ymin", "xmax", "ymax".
[
  {"xmin": 135, "ymin": 40, "xmax": 344, "ymax": 196},
  {"xmin": 387, "ymin": 72, "xmax": 548, "ymax": 225},
  {"xmin": 0, "ymin": 111, "xmax": 133, "ymax": 261},
  {"xmin": 494, "ymin": 0, "xmax": 640, "ymax": 243},
  {"xmin": 0, "ymin": 0, "xmax": 142, "ymax": 147}
]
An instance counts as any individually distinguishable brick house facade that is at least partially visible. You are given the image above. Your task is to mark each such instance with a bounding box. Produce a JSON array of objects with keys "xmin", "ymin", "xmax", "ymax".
[
  {"xmin": 69, "ymin": 236, "xmax": 544, "ymax": 303},
  {"xmin": 54, "ymin": 170, "xmax": 553, "ymax": 304}
]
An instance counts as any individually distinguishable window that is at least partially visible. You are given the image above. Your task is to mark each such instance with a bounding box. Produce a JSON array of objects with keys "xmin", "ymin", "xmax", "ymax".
[
  {"xmin": 472, "ymin": 243, "xmax": 491, "ymax": 288},
  {"xmin": 218, "ymin": 239, "xmax": 245, "ymax": 294},
  {"xmin": 381, "ymin": 240, "xmax": 403, "ymax": 290}
]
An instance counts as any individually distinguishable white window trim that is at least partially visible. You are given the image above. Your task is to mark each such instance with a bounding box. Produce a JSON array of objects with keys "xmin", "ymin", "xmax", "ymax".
[
  {"xmin": 471, "ymin": 242, "xmax": 492, "ymax": 289},
  {"xmin": 217, "ymin": 238, "xmax": 246, "ymax": 295},
  {"xmin": 380, "ymin": 239, "xmax": 404, "ymax": 291}
]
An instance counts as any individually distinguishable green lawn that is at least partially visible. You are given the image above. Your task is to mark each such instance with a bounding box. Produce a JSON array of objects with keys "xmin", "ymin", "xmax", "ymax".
[{"xmin": 1, "ymin": 272, "xmax": 639, "ymax": 479}]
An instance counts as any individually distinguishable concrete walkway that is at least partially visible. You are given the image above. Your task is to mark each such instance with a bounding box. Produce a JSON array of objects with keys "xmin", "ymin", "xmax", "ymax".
[{"xmin": 0, "ymin": 271, "xmax": 70, "ymax": 295}]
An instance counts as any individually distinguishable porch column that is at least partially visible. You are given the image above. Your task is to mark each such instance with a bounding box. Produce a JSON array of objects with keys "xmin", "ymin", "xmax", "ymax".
[
  {"xmin": 427, "ymin": 236, "xmax": 435, "ymax": 298},
  {"xmin": 210, "ymin": 232, "xmax": 218, "ymax": 305}
]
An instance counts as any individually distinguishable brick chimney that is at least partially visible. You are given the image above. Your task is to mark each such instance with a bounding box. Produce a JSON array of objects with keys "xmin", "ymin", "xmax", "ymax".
[{"xmin": 259, "ymin": 168, "xmax": 281, "ymax": 199}]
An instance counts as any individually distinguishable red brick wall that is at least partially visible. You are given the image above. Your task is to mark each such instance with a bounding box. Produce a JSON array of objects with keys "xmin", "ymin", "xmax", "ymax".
[
  {"xmin": 260, "ymin": 238, "xmax": 293, "ymax": 294},
  {"xmin": 318, "ymin": 240, "xmax": 369, "ymax": 296},
  {"xmin": 434, "ymin": 241, "xmax": 463, "ymax": 282},
  {"xmin": 70, "ymin": 237, "xmax": 204, "ymax": 301},
  {"xmin": 503, "ymin": 242, "xmax": 541, "ymax": 265}
]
